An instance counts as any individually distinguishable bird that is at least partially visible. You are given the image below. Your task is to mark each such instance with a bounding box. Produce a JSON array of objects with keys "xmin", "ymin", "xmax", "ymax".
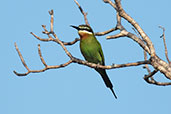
[{"xmin": 71, "ymin": 24, "xmax": 117, "ymax": 99}]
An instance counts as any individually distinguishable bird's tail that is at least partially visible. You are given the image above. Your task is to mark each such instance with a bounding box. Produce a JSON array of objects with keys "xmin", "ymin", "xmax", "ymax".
[{"xmin": 95, "ymin": 68, "xmax": 117, "ymax": 99}]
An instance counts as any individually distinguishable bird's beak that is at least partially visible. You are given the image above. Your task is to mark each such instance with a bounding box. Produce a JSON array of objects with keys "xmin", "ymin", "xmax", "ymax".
[{"xmin": 70, "ymin": 25, "xmax": 79, "ymax": 30}]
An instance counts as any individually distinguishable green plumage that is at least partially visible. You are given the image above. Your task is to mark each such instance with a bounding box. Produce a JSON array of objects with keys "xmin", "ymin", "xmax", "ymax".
[{"xmin": 71, "ymin": 25, "xmax": 117, "ymax": 99}]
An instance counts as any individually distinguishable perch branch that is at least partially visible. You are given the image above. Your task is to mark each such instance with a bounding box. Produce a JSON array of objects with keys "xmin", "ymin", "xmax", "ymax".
[{"xmin": 72, "ymin": 58, "xmax": 151, "ymax": 69}]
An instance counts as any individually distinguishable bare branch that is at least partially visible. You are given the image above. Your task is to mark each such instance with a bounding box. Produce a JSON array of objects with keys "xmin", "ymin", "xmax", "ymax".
[
  {"xmin": 103, "ymin": 0, "xmax": 117, "ymax": 9},
  {"xmin": 14, "ymin": 43, "xmax": 72, "ymax": 76},
  {"xmin": 114, "ymin": 0, "xmax": 155, "ymax": 56},
  {"xmin": 107, "ymin": 30, "xmax": 150, "ymax": 54},
  {"xmin": 49, "ymin": 10, "xmax": 54, "ymax": 32},
  {"xmin": 103, "ymin": 0, "xmax": 171, "ymax": 81},
  {"xmin": 31, "ymin": 32, "xmax": 79, "ymax": 46},
  {"xmin": 62, "ymin": 38, "xmax": 80, "ymax": 45},
  {"xmin": 106, "ymin": 31, "xmax": 126, "ymax": 39},
  {"xmin": 31, "ymin": 32, "xmax": 52, "ymax": 41},
  {"xmin": 95, "ymin": 27, "xmax": 118, "ymax": 36},
  {"xmin": 14, "ymin": 60, "xmax": 72, "ymax": 76},
  {"xmin": 144, "ymin": 70, "xmax": 158, "ymax": 80},
  {"xmin": 74, "ymin": 0, "xmax": 89, "ymax": 26},
  {"xmin": 143, "ymin": 50, "xmax": 151, "ymax": 73},
  {"xmin": 144, "ymin": 70, "xmax": 171, "ymax": 86},
  {"xmin": 13, "ymin": 70, "xmax": 30, "ymax": 76},
  {"xmin": 14, "ymin": 42, "xmax": 30, "ymax": 71},
  {"xmin": 14, "ymin": 1, "xmax": 171, "ymax": 87},
  {"xmin": 38, "ymin": 44, "xmax": 47, "ymax": 67},
  {"xmin": 159, "ymin": 26, "xmax": 171, "ymax": 64}
]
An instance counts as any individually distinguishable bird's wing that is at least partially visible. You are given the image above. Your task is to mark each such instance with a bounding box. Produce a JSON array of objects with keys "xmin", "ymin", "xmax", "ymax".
[{"xmin": 98, "ymin": 43, "xmax": 105, "ymax": 66}]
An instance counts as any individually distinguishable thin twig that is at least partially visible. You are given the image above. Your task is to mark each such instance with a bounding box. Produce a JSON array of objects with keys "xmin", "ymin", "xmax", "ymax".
[
  {"xmin": 49, "ymin": 10, "xmax": 54, "ymax": 32},
  {"xmin": 38, "ymin": 44, "xmax": 47, "ymax": 67},
  {"xmin": 95, "ymin": 27, "xmax": 117, "ymax": 36},
  {"xmin": 62, "ymin": 38, "xmax": 80, "ymax": 45},
  {"xmin": 14, "ymin": 43, "xmax": 30, "ymax": 71},
  {"xmin": 74, "ymin": 0, "xmax": 89, "ymax": 26},
  {"xmin": 159, "ymin": 26, "xmax": 171, "ymax": 64},
  {"xmin": 103, "ymin": 0, "xmax": 117, "ymax": 9}
]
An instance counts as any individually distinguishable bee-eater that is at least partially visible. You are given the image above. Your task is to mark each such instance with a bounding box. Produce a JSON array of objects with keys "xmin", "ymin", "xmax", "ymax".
[{"xmin": 71, "ymin": 25, "xmax": 117, "ymax": 99}]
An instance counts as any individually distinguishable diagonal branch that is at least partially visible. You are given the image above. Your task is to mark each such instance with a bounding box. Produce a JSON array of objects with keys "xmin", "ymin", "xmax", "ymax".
[
  {"xmin": 38, "ymin": 44, "xmax": 47, "ymax": 67},
  {"xmin": 14, "ymin": 42, "xmax": 30, "ymax": 71},
  {"xmin": 159, "ymin": 26, "xmax": 171, "ymax": 64},
  {"xmin": 104, "ymin": 0, "xmax": 155, "ymax": 56},
  {"xmin": 74, "ymin": 0, "xmax": 89, "ymax": 26},
  {"xmin": 107, "ymin": 30, "xmax": 150, "ymax": 54},
  {"xmin": 103, "ymin": 0, "xmax": 171, "ymax": 83},
  {"xmin": 95, "ymin": 27, "xmax": 118, "ymax": 36}
]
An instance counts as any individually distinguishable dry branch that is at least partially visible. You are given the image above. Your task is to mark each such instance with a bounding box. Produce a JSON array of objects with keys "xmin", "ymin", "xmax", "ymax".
[
  {"xmin": 74, "ymin": 0, "xmax": 89, "ymax": 26},
  {"xmin": 159, "ymin": 26, "xmax": 171, "ymax": 64},
  {"xmin": 95, "ymin": 28, "xmax": 117, "ymax": 36},
  {"xmin": 14, "ymin": 9, "xmax": 150, "ymax": 76},
  {"xmin": 103, "ymin": 0, "xmax": 171, "ymax": 85},
  {"xmin": 14, "ymin": 0, "xmax": 171, "ymax": 86}
]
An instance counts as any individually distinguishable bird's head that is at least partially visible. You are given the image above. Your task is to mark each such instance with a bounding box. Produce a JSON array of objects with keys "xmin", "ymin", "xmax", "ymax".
[{"xmin": 71, "ymin": 24, "xmax": 94, "ymax": 38}]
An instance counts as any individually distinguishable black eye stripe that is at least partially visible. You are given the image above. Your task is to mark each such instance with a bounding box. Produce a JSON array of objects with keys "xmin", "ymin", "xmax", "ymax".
[
  {"xmin": 79, "ymin": 27, "xmax": 93, "ymax": 33},
  {"xmin": 80, "ymin": 28, "xmax": 91, "ymax": 32}
]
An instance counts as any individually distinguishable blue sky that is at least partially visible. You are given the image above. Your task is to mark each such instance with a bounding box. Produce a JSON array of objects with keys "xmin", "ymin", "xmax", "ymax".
[{"xmin": 2, "ymin": 0, "xmax": 171, "ymax": 114}]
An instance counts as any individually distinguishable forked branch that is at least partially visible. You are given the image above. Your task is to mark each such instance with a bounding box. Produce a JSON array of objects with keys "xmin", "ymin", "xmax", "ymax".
[{"xmin": 104, "ymin": 0, "xmax": 171, "ymax": 85}]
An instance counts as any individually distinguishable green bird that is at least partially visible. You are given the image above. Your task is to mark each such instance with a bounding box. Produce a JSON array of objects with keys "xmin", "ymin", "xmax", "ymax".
[{"xmin": 71, "ymin": 24, "xmax": 117, "ymax": 99}]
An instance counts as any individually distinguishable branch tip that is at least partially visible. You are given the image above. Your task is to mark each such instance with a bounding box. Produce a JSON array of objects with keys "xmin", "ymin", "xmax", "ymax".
[
  {"xmin": 49, "ymin": 10, "xmax": 54, "ymax": 15},
  {"xmin": 103, "ymin": 0, "xmax": 109, "ymax": 3},
  {"xmin": 42, "ymin": 25, "xmax": 46, "ymax": 28}
]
